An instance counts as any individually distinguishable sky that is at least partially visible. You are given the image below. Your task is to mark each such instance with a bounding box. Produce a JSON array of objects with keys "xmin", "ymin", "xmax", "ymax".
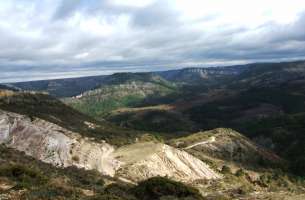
[{"xmin": 1, "ymin": 0, "xmax": 305, "ymax": 83}]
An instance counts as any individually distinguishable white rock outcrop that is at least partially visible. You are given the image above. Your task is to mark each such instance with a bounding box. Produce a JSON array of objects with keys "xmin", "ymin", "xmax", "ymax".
[
  {"xmin": 0, "ymin": 110, "xmax": 119, "ymax": 176},
  {"xmin": 0, "ymin": 110, "xmax": 220, "ymax": 183},
  {"xmin": 114, "ymin": 142, "xmax": 221, "ymax": 183}
]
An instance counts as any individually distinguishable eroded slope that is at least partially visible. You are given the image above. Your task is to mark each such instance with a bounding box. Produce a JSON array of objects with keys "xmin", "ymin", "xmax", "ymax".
[{"xmin": 0, "ymin": 110, "xmax": 220, "ymax": 184}]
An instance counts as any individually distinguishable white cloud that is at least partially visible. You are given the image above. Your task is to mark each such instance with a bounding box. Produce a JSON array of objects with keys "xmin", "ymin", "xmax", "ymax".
[
  {"xmin": 175, "ymin": 0, "xmax": 304, "ymax": 26},
  {"xmin": 0, "ymin": 0, "xmax": 305, "ymax": 82}
]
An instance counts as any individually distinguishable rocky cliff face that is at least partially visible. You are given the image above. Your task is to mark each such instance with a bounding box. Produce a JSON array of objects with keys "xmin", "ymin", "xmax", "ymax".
[
  {"xmin": 156, "ymin": 66, "xmax": 247, "ymax": 84},
  {"xmin": 0, "ymin": 110, "xmax": 119, "ymax": 176},
  {"xmin": 0, "ymin": 110, "xmax": 220, "ymax": 184}
]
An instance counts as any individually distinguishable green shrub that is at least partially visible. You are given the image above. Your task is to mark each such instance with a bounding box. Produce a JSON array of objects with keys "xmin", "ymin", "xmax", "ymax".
[
  {"xmin": 221, "ymin": 166, "xmax": 232, "ymax": 174},
  {"xmin": 88, "ymin": 194, "xmax": 136, "ymax": 200},
  {"xmin": 104, "ymin": 183, "xmax": 135, "ymax": 200},
  {"xmin": 235, "ymin": 169, "xmax": 245, "ymax": 177},
  {"xmin": 24, "ymin": 184, "xmax": 79, "ymax": 200},
  {"xmin": 133, "ymin": 177, "xmax": 203, "ymax": 200},
  {"xmin": 0, "ymin": 164, "xmax": 48, "ymax": 188},
  {"xmin": 235, "ymin": 184, "xmax": 253, "ymax": 195}
]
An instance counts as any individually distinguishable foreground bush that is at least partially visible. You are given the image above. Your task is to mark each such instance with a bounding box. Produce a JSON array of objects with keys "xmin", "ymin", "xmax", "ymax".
[{"xmin": 133, "ymin": 177, "xmax": 204, "ymax": 200}]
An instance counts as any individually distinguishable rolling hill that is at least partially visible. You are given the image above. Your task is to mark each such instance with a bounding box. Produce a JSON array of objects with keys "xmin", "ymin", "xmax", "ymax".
[
  {"xmin": 2, "ymin": 60, "xmax": 305, "ymax": 199},
  {"xmin": 63, "ymin": 73, "xmax": 178, "ymax": 118},
  {"xmin": 101, "ymin": 61, "xmax": 305, "ymax": 176},
  {"xmin": 0, "ymin": 91, "xmax": 303, "ymax": 200},
  {"xmin": 1, "ymin": 90, "xmax": 304, "ymax": 199},
  {"xmin": 7, "ymin": 75, "xmax": 108, "ymax": 97}
]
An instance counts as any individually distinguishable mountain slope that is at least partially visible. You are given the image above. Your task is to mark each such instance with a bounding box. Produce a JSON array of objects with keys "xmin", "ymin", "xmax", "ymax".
[
  {"xmin": 114, "ymin": 141, "xmax": 221, "ymax": 183},
  {"xmin": 7, "ymin": 60, "xmax": 305, "ymax": 97},
  {"xmin": 9, "ymin": 75, "xmax": 108, "ymax": 97},
  {"xmin": 0, "ymin": 90, "xmax": 210, "ymax": 199},
  {"xmin": 0, "ymin": 145, "xmax": 204, "ymax": 200},
  {"xmin": 1, "ymin": 89, "xmax": 304, "ymax": 199},
  {"xmin": 156, "ymin": 65, "xmax": 247, "ymax": 85},
  {"xmin": 0, "ymin": 90, "xmax": 145, "ymax": 146},
  {"xmin": 107, "ymin": 107, "xmax": 195, "ymax": 135},
  {"xmin": 0, "ymin": 109, "xmax": 220, "ymax": 184},
  {"xmin": 64, "ymin": 73, "xmax": 178, "ymax": 118},
  {"xmin": 2, "ymin": 60, "xmax": 305, "ymax": 199},
  {"xmin": 229, "ymin": 61, "xmax": 305, "ymax": 89},
  {"xmin": 9, "ymin": 72, "xmax": 176, "ymax": 98},
  {"xmin": 167, "ymin": 129, "xmax": 305, "ymax": 199},
  {"xmin": 183, "ymin": 86, "xmax": 305, "ymax": 175},
  {"xmin": 0, "ymin": 110, "xmax": 119, "ymax": 176},
  {"xmin": 169, "ymin": 128, "xmax": 283, "ymax": 168},
  {"xmin": 0, "ymin": 84, "xmax": 21, "ymax": 92},
  {"xmin": 1, "ymin": 106, "xmax": 304, "ymax": 199},
  {"xmin": 96, "ymin": 61, "xmax": 305, "ymax": 176}
]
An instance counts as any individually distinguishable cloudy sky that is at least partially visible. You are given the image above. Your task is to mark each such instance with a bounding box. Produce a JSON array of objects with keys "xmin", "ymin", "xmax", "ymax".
[{"xmin": 1, "ymin": 0, "xmax": 305, "ymax": 82}]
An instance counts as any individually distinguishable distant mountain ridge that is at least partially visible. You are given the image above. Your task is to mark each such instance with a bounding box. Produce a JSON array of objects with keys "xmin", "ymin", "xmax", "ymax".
[
  {"xmin": 0, "ymin": 83, "xmax": 20, "ymax": 91},
  {"xmin": 155, "ymin": 65, "xmax": 248, "ymax": 84},
  {"xmin": 2, "ymin": 66, "xmax": 305, "ymax": 199},
  {"xmin": 9, "ymin": 75, "xmax": 108, "ymax": 97},
  {"xmin": 7, "ymin": 60, "xmax": 305, "ymax": 97},
  {"xmin": 8, "ymin": 72, "xmax": 173, "ymax": 97}
]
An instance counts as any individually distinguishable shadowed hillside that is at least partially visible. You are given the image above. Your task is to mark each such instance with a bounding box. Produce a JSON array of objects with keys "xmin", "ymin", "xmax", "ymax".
[{"xmin": 0, "ymin": 90, "xmax": 148, "ymax": 146}]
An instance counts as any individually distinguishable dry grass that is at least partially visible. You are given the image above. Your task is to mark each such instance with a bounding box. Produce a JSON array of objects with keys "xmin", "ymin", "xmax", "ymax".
[{"xmin": 0, "ymin": 90, "xmax": 15, "ymax": 97}]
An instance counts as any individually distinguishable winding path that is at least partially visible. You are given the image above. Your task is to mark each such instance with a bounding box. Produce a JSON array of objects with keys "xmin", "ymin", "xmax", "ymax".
[{"xmin": 183, "ymin": 136, "xmax": 216, "ymax": 150}]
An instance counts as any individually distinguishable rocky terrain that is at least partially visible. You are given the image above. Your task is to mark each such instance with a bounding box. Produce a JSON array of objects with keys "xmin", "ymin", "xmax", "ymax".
[
  {"xmin": 1, "ymin": 60, "xmax": 305, "ymax": 199},
  {"xmin": 0, "ymin": 109, "xmax": 220, "ymax": 184},
  {"xmin": 0, "ymin": 110, "xmax": 119, "ymax": 176},
  {"xmin": 169, "ymin": 128, "xmax": 285, "ymax": 175},
  {"xmin": 114, "ymin": 141, "xmax": 221, "ymax": 183},
  {"xmin": 1, "ymin": 102, "xmax": 304, "ymax": 199},
  {"xmin": 0, "ymin": 145, "xmax": 205, "ymax": 200}
]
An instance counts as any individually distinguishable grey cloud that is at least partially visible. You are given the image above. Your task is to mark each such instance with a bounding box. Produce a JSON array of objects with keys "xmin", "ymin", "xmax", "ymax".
[
  {"xmin": 53, "ymin": 0, "xmax": 110, "ymax": 19},
  {"xmin": 53, "ymin": 0, "xmax": 82, "ymax": 19},
  {"xmin": 52, "ymin": 0, "xmax": 137, "ymax": 21},
  {"xmin": 131, "ymin": 1, "xmax": 180, "ymax": 28},
  {"xmin": 1, "ymin": 0, "xmax": 305, "ymax": 82}
]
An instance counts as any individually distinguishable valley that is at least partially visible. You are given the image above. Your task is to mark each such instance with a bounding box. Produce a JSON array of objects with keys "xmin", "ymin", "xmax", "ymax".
[{"xmin": 1, "ymin": 60, "xmax": 305, "ymax": 199}]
